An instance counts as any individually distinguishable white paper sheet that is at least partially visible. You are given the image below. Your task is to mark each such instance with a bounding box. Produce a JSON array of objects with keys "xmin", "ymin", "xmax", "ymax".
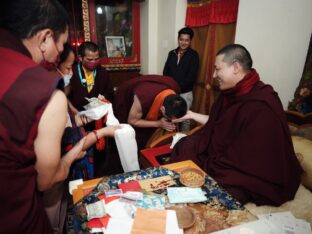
[
  {"xmin": 68, "ymin": 178, "xmax": 83, "ymax": 195},
  {"xmin": 105, "ymin": 199, "xmax": 136, "ymax": 219},
  {"xmin": 166, "ymin": 210, "xmax": 184, "ymax": 234},
  {"xmin": 170, "ymin": 133, "xmax": 187, "ymax": 149},
  {"xmin": 105, "ymin": 217, "xmax": 134, "ymax": 234}
]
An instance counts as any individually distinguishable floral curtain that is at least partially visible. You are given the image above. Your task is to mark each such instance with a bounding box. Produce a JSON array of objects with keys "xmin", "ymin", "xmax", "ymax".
[{"xmin": 288, "ymin": 33, "xmax": 312, "ymax": 114}]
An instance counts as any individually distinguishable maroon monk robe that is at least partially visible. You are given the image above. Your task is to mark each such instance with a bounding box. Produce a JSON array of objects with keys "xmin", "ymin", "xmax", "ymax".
[
  {"xmin": 69, "ymin": 62, "xmax": 115, "ymax": 177},
  {"xmin": 0, "ymin": 29, "xmax": 60, "ymax": 233},
  {"xmin": 171, "ymin": 69, "xmax": 302, "ymax": 206},
  {"xmin": 68, "ymin": 63, "xmax": 112, "ymax": 111},
  {"xmin": 113, "ymin": 75, "xmax": 180, "ymax": 149}
]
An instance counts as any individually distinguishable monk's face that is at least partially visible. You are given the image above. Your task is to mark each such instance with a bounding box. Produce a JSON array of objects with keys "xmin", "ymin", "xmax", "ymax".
[
  {"xmin": 213, "ymin": 54, "xmax": 238, "ymax": 90},
  {"xmin": 37, "ymin": 28, "xmax": 68, "ymax": 65}
]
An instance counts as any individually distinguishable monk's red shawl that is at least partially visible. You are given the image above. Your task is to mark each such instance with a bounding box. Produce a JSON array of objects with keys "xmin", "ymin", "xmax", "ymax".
[{"xmin": 0, "ymin": 29, "xmax": 60, "ymax": 233}]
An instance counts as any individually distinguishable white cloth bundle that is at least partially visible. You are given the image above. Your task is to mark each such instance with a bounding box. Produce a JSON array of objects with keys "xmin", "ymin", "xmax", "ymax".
[
  {"xmin": 77, "ymin": 96, "xmax": 119, "ymax": 124},
  {"xmin": 170, "ymin": 133, "xmax": 187, "ymax": 149},
  {"xmin": 77, "ymin": 96, "xmax": 139, "ymax": 172},
  {"xmin": 114, "ymin": 124, "xmax": 140, "ymax": 172}
]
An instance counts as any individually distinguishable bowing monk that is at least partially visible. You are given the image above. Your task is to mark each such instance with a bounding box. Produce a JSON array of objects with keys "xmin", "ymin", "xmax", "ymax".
[
  {"xmin": 171, "ymin": 44, "xmax": 302, "ymax": 206},
  {"xmin": 113, "ymin": 75, "xmax": 187, "ymax": 149}
]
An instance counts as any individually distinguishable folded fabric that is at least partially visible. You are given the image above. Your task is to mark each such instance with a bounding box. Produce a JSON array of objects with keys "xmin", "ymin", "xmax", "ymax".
[
  {"xmin": 135, "ymin": 194, "xmax": 165, "ymax": 210},
  {"xmin": 167, "ymin": 187, "xmax": 207, "ymax": 203}
]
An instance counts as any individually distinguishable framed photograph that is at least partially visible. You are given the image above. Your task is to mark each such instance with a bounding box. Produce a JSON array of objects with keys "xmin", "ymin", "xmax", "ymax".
[
  {"xmin": 82, "ymin": 0, "xmax": 141, "ymax": 70},
  {"xmin": 105, "ymin": 36, "xmax": 126, "ymax": 58}
]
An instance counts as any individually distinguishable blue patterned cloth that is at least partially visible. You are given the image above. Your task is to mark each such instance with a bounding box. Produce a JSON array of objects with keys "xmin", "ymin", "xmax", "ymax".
[
  {"xmin": 62, "ymin": 127, "xmax": 94, "ymax": 180},
  {"xmin": 68, "ymin": 167, "xmax": 244, "ymax": 233}
]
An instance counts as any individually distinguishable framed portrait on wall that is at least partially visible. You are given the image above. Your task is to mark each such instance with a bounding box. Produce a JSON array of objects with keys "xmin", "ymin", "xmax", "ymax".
[
  {"xmin": 105, "ymin": 36, "xmax": 126, "ymax": 58},
  {"xmin": 82, "ymin": 0, "xmax": 140, "ymax": 70}
]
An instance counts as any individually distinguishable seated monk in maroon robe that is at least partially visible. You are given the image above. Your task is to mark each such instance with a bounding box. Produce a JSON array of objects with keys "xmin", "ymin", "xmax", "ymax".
[
  {"xmin": 170, "ymin": 44, "xmax": 302, "ymax": 206},
  {"xmin": 113, "ymin": 75, "xmax": 187, "ymax": 150}
]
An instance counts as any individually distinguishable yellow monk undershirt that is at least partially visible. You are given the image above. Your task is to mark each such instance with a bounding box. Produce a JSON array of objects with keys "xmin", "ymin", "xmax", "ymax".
[{"xmin": 82, "ymin": 66, "xmax": 95, "ymax": 92}]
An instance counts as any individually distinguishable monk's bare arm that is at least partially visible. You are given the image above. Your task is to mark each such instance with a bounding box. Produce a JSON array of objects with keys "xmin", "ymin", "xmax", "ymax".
[
  {"xmin": 127, "ymin": 95, "xmax": 176, "ymax": 131},
  {"xmin": 82, "ymin": 125, "xmax": 120, "ymax": 150},
  {"xmin": 127, "ymin": 95, "xmax": 161, "ymax": 128},
  {"xmin": 34, "ymin": 90, "xmax": 85, "ymax": 191},
  {"xmin": 172, "ymin": 110, "xmax": 209, "ymax": 125}
]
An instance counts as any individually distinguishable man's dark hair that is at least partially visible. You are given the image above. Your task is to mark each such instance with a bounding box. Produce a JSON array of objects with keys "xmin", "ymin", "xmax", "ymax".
[
  {"xmin": 178, "ymin": 27, "xmax": 194, "ymax": 40},
  {"xmin": 78, "ymin": 41, "xmax": 99, "ymax": 57},
  {"xmin": 216, "ymin": 44, "xmax": 253, "ymax": 72},
  {"xmin": 59, "ymin": 43, "xmax": 74, "ymax": 65},
  {"xmin": 1, "ymin": 0, "xmax": 68, "ymax": 40},
  {"xmin": 163, "ymin": 94, "xmax": 187, "ymax": 119}
]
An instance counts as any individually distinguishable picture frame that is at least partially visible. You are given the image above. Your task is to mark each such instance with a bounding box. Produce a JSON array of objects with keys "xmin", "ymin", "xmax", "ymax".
[
  {"xmin": 83, "ymin": 0, "xmax": 141, "ymax": 70},
  {"xmin": 105, "ymin": 36, "xmax": 126, "ymax": 58}
]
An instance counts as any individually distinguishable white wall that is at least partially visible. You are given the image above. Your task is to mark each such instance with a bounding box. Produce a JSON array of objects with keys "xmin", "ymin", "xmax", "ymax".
[
  {"xmin": 157, "ymin": 0, "xmax": 177, "ymax": 74},
  {"xmin": 140, "ymin": 0, "xmax": 149, "ymax": 75},
  {"xmin": 140, "ymin": 0, "xmax": 187, "ymax": 75},
  {"xmin": 140, "ymin": 0, "xmax": 159, "ymax": 74},
  {"xmin": 235, "ymin": 0, "xmax": 312, "ymax": 109}
]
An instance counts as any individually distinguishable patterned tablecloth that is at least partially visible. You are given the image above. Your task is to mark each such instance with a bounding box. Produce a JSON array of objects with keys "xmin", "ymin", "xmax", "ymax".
[{"xmin": 67, "ymin": 167, "xmax": 255, "ymax": 233}]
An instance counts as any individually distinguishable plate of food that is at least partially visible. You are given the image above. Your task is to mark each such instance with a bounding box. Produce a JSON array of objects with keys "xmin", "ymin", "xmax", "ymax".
[{"xmin": 179, "ymin": 168, "xmax": 205, "ymax": 188}]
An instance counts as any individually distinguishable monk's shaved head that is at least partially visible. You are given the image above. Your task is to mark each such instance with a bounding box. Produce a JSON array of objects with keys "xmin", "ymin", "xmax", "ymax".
[{"xmin": 217, "ymin": 44, "xmax": 253, "ymax": 73}]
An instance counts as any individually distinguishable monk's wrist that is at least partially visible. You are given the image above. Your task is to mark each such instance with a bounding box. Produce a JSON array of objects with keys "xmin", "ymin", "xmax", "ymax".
[{"xmin": 157, "ymin": 119, "xmax": 163, "ymax": 128}]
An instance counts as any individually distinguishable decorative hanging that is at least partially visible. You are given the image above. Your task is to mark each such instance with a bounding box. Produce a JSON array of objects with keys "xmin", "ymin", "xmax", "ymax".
[{"xmin": 186, "ymin": 0, "xmax": 239, "ymax": 27}]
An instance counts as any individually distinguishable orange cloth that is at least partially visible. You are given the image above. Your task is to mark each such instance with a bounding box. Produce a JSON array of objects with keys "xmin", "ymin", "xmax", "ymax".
[
  {"xmin": 95, "ymin": 97, "xmax": 110, "ymax": 151},
  {"xmin": 145, "ymin": 89, "xmax": 176, "ymax": 121}
]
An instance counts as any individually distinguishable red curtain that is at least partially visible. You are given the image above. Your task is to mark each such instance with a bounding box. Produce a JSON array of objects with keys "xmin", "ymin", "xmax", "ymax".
[
  {"xmin": 186, "ymin": 0, "xmax": 239, "ymax": 27},
  {"xmin": 185, "ymin": 0, "xmax": 239, "ymax": 114}
]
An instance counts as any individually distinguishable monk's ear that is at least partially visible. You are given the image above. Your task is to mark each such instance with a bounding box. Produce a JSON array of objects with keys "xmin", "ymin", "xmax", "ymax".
[
  {"xmin": 232, "ymin": 61, "xmax": 241, "ymax": 75},
  {"xmin": 160, "ymin": 106, "xmax": 166, "ymax": 115},
  {"xmin": 37, "ymin": 29, "xmax": 53, "ymax": 53}
]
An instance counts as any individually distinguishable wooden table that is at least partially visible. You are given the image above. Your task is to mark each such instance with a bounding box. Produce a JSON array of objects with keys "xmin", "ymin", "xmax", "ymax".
[
  {"xmin": 72, "ymin": 160, "xmax": 205, "ymax": 204},
  {"xmin": 69, "ymin": 161, "xmax": 256, "ymax": 233}
]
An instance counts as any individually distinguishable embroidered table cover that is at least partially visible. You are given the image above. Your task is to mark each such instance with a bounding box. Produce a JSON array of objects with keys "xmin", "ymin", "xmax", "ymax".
[{"xmin": 67, "ymin": 167, "xmax": 255, "ymax": 233}]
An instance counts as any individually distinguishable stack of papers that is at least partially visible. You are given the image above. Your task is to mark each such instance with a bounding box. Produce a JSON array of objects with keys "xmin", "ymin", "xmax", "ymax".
[
  {"xmin": 87, "ymin": 192, "xmax": 182, "ymax": 234},
  {"xmin": 211, "ymin": 211, "xmax": 311, "ymax": 234},
  {"xmin": 167, "ymin": 187, "xmax": 207, "ymax": 203}
]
